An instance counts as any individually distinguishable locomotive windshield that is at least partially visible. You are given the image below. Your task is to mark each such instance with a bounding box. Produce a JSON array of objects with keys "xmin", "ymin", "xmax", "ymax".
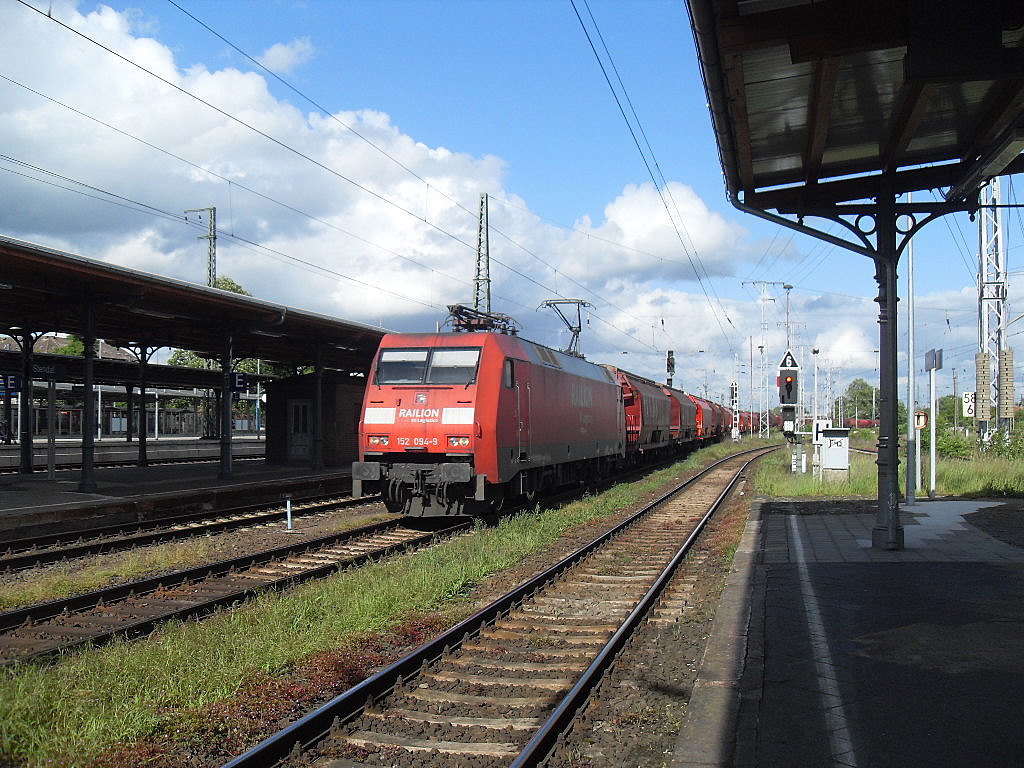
[{"xmin": 376, "ymin": 347, "xmax": 481, "ymax": 385}]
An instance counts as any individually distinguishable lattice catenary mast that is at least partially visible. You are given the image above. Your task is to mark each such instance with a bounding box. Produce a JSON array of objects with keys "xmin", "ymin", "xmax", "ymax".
[
  {"xmin": 976, "ymin": 178, "xmax": 1015, "ymax": 437},
  {"xmin": 473, "ymin": 193, "xmax": 491, "ymax": 312},
  {"xmin": 185, "ymin": 207, "xmax": 217, "ymax": 287}
]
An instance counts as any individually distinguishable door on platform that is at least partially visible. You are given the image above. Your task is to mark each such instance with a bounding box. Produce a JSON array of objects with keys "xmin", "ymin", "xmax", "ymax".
[{"xmin": 287, "ymin": 399, "xmax": 311, "ymax": 462}]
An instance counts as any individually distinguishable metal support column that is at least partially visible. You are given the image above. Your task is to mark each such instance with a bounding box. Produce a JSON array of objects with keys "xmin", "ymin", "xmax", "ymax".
[
  {"xmin": 79, "ymin": 301, "xmax": 97, "ymax": 493},
  {"xmin": 219, "ymin": 330, "xmax": 234, "ymax": 479},
  {"xmin": 137, "ymin": 349, "xmax": 149, "ymax": 467},
  {"xmin": 872, "ymin": 199, "xmax": 904, "ymax": 550},
  {"xmin": 17, "ymin": 334, "xmax": 34, "ymax": 474},
  {"xmin": 312, "ymin": 340, "xmax": 324, "ymax": 471}
]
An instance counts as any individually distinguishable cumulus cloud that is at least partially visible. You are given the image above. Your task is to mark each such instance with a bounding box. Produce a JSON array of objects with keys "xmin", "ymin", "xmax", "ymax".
[
  {"xmin": 561, "ymin": 182, "xmax": 746, "ymax": 286},
  {"xmin": 256, "ymin": 37, "xmax": 314, "ymax": 75}
]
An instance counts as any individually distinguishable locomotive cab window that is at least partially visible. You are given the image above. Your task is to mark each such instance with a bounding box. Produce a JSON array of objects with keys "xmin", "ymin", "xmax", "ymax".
[
  {"xmin": 376, "ymin": 347, "xmax": 480, "ymax": 385},
  {"xmin": 376, "ymin": 349, "xmax": 428, "ymax": 384},
  {"xmin": 503, "ymin": 358, "xmax": 515, "ymax": 388},
  {"xmin": 426, "ymin": 348, "xmax": 480, "ymax": 384}
]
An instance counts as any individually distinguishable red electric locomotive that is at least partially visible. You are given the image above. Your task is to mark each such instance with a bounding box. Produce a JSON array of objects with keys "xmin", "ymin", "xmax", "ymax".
[
  {"xmin": 352, "ymin": 329, "xmax": 625, "ymax": 516},
  {"xmin": 353, "ymin": 307, "xmax": 733, "ymax": 517}
]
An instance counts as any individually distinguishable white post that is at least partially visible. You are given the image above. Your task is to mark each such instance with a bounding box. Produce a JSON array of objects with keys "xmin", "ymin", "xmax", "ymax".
[
  {"xmin": 929, "ymin": 365, "xmax": 937, "ymax": 496},
  {"xmin": 813, "ymin": 354, "xmax": 818, "ymax": 422},
  {"xmin": 906, "ymin": 195, "xmax": 917, "ymax": 505}
]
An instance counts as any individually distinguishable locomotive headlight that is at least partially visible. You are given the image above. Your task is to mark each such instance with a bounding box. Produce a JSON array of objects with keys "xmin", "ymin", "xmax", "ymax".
[
  {"xmin": 368, "ymin": 435, "xmax": 389, "ymax": 447},
  {"xmin": 448, "ymin": 436, "xmax": 470, "ymax": 448}
]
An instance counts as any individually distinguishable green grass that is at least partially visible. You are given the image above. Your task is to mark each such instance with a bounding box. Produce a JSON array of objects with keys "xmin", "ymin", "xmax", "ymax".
[
  {"xmin": 754, "ymin": 448, "xmax": 878, "ymax": 497},
  {"xmin": 934, "ymin": 456, "xmax": 1024, "ymax": 497},
  {"xmin": 0, "ymin": 445, "xmax": 749, "ymax": 768},
  {"xmin": 754, "ymin": 440, "xmax": 1024, "ymax": 499},
  {"xmin": 0, "ymin": 512, "xmax": 393, "ymax": 611}
]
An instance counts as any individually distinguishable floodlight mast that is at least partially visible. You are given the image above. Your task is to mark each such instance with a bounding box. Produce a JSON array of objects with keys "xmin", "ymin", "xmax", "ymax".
[{"xmin": 538, "ymin": 299, "xmax": 592, "ymax": 357}]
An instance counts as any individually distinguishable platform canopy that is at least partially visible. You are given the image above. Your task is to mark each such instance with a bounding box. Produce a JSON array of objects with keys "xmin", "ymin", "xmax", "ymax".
[
  {"xmin": 688, "ymin": 0, "xmax": 1024, "ymax": 218},
  {"xmin": 0, "ymin": 235, "xmax": 386, "ymax": 375},
  {"xmin": 686, "ymin": 0, "xmax": 1024, "ymax": 551}
]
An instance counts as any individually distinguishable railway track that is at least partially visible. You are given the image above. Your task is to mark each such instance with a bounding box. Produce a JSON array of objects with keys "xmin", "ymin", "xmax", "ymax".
[
  {"xmin": 223, "ymin": 446, "xmax": 773, "ymax": 768},
  {"xmin": 0, "ymin": 517, "xmax": 469, "ymax": 665},
  {"xmin": 0, "ymin": 494, "xmax": 377, "ymax": 572}
]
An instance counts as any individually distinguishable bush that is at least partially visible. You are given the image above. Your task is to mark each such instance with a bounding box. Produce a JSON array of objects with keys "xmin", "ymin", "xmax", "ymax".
[{"xmin": 936, "ymin": 431, "xmax": 974, "ymax": 459}]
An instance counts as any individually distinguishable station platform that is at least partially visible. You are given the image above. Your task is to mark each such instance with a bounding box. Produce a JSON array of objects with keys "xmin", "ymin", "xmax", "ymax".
[
  {"xmin": 0, "ymin": 459, "xmax": 352, "ymax": 542},
  {"xmin": 673, "ymin": 497, "xmax": 1024, "ymax": 768}
]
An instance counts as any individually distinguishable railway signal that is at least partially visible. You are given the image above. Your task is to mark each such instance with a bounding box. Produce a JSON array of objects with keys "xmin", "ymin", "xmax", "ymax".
[{"xmin": 777, "ymin": 349, "xmax": 799, "ymax": 405}]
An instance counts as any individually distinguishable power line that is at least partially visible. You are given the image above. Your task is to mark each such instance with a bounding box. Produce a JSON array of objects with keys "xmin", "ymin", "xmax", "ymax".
[
  {"xmin": 166, "ymin": 0, "xmax": 662, "ymax": 334},
  {"xmin": 570, "ymin": 0, "xmax": 735, "ymax": 353},
  {"xmin": 0, "ymin": 74, "xmax": 527, "ymax": 303},
  {"xmin": 0, "ymin": 154, "xmax": 439, "ymax": 310},
  {"xmin": 15, "ymin": 0, "xmax": 475, "ymax": 251},
  {"xmin": 12, "ymin": 0, "xmax": 668, "ymax": 354}
]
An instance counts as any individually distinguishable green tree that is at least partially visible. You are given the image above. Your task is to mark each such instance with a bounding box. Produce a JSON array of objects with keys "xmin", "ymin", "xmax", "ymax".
[
  {"xmin": 163, "ymin": 277, "xmax": 291, "ymax": 418},
  {"xmin": 832, "ymin": 378, "xmax": 879, "ymax": 423},
  {"xmin": 51, "ymin": 334, "xmax": 96, "ymax": 356},
  {"xmin": 211, "ymin": 275, "xmax": 251, "ymax": 296}
]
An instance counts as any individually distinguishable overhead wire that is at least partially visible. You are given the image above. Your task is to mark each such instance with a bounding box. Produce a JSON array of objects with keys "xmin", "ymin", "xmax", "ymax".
[
  {"xmin": 0, "ymin": 72, "xmax": 536, "ymax": 309},
  {"xmin": 166, "ymin": 0, "xmax": 665, "ymax": 343},
  {"xmin": 933, "ymin": 188, "xmax": 979, "ymax": 279},
  {"xmin": 0, "ymin": 154, "xmax": 442, "ymax": 309},
  {"xmin": 15, "ymin": 0, "xmax": 668, "ymax": 352},
  {"xmin": 13, "ymin": 0, "xmax": 476, "ymax": 251},
  {"xmin": 570, "ymin": 0, "xmax": 736, "ymax": 353}
]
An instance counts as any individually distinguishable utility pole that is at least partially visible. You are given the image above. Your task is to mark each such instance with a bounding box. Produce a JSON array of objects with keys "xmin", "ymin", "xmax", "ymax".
[
  {"xmin": 743, "ymin": 280, "xmax": 783, "ymax": 438},
  {"xmin": 186, "ymin": 206, "xmax": 217, "ymax": 441},
  {"xmin": 749, "ymin": 336, "xmax": 755, "ymax": 436},
  {"xmin": 185, "ymin": 207, "xmax": 217, "ymax": 287},
  {"xmin": 953, "ymin": 367, "xmax": 959, "ymax": 432}
]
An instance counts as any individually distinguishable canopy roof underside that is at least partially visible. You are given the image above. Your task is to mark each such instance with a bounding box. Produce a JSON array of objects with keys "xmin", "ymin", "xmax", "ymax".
[{"xmin": 688, "ymin": 0, "xmax": 1024, "ymax": 213}]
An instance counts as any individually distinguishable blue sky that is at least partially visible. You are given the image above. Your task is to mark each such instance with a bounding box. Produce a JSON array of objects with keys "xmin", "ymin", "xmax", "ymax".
[{"xmin": 0, "ymin": 0, "xmax": 1018, "ymax": 409}]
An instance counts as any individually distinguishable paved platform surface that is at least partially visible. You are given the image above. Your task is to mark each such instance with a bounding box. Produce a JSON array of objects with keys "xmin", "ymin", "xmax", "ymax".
[
  {"xmin": 0, "ymin": 459, "xmax": 351, "ymax": 538},
  {"xmin": 673, "ymin": 497, "xmax": 1024, "ymax": 767}
]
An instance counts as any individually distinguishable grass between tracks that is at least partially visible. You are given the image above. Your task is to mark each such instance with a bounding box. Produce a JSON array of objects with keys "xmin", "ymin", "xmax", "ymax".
[
  {"xmin": 0, "ymin": 512, "xmax": 393, "ymax": 611},
  {"xmin": 0, "ymin": 440, "xmax": 770, "ymax": 768}
]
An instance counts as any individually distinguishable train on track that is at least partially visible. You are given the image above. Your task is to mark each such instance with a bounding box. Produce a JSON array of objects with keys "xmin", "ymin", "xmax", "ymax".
[{"xmin": 352, "ymin": 311, "xmax": 735, "ymax": 517}]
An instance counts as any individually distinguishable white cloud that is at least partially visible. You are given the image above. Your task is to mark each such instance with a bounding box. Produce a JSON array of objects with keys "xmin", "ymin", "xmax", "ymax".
[
  {"xmin": 256, "ymin": 37, "xmax": 315, "ymax": 75},
  {"xmin": 560, "ymin": 182, "xmax": 746, "ymax": 285}
]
